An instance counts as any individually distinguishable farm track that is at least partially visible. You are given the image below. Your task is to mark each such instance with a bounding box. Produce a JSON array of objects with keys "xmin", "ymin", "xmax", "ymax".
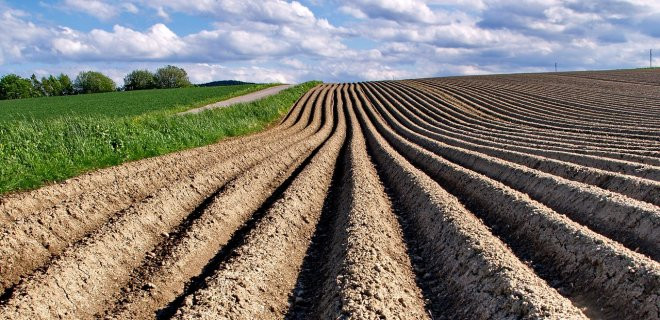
[{"xmin": 0, "ymin": 70, "xmax": 658, "ymax": 319}]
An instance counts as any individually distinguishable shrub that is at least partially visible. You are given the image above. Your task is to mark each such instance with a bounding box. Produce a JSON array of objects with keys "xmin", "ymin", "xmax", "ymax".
[
  {"xmin": 154, "ymin": 65, "xmax": 191, "ymax": 89},
  {"xmin": 74, "ymin": 71, "xmax": 116, "ymax": 94},
  {"xmin": 123, "ymin": 69, "xmax": 157, "ymax": 91}
]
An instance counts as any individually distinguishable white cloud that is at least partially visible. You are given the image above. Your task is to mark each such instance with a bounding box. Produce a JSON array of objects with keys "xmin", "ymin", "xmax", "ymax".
[
  {"xmin": 139, "ymin": 0, "xmax": 317, "ymax": 25},
  {"xmin": 0, "ymin": 8, "xmax": 52, "ymax": 63},
  {"xmin": 1, "ymin": 0, "xmax": 660, "ymax": 84},
  {"xmin": 122, "ymin": 3, "xmax": 139, "ymax": 14},
  {"xmin": 61, "ymin": 0, "xmax": 139, "ymax": 20},
  {"xmin": 49, "ymin": 24, "xmax": 185, "ymax": 60},
  {"xmin": 155, "ymin": 6, "xmax": 169, "ymax": 20},
  {"xmin": 341, "ymin": 0, "xmax": 439, "ymax": 23},
  {"xmin": 281, "ymin": 57, "xmax": 307, "ymax": 69},
  {"xmin": 62, "ymin": 0, "xmax": 118, "ymax": 20},
  {"xmin": 184, "ymin": 63, "xmax": 298, "ymax": 84},
  {"xmin": 339, "ymin": 6, "xmax": 368, "ymax": 19}
]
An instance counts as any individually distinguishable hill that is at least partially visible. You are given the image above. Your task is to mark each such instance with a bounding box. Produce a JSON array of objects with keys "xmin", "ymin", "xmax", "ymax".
[{"xmin": 198, "ymin": 80, "xmax": 256, "ymax": 87}]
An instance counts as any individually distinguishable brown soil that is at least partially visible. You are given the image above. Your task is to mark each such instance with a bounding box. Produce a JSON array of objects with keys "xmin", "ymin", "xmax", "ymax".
[{"xmin": 0, "ymin": 69, "xmax": 658, "ymax": 320}]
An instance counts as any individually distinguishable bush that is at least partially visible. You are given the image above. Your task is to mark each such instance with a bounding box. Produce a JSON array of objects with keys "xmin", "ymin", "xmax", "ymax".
[
  {"xmin": 155, "ymin": 65, "xmax": 191, "ymax": 89},
  {"xmin": 123, "ymin": 69, "xmax": 156, "ymax": 91},
  {"xmin": 0, "ymin": 74, "xmax": 40, "ymax": 100},
  {"xmin": 74, "ymin": 71, "xmax": 116, "ymax": 94}
]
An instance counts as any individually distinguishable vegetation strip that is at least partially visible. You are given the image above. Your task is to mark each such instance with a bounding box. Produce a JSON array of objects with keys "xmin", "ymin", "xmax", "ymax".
[{"xmin": 0, "ymin": 82, "xmax": 318, "ymax": 194}]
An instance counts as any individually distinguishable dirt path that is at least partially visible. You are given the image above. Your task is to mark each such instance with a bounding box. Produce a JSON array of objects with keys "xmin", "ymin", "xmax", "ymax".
[
  {"xmin": 178, "ymin": 84, "xmax": 293, "ymax": 115},
  {"xmin": 0, "ymin": 70, "xmax": 658, "ymax": 320}
]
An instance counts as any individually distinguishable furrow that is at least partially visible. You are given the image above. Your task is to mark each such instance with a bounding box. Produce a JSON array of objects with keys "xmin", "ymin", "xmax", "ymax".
[
  {"xmin": 354, "ymin": 83, "xmax": 587, "ymax": 319},
  {"xmin": 103, "ymin": 84, "xmax": 338, "ymax": 319},
  {"xmin": 393, "ymin": 81, "xmax": 660, "ymax": 172},
  {"xmin": 375, "ymin": 81, "xmax": 660, "ymax": 206},
  {"xmin": 0, "ymin": 82, "xmax": 319, "ymax": 225},
  {"xmin": 402, "ymin": 80, "xmax": 660, "ymax": 149},
  {"xmin": 459, "ymin": 82, "xmax": 660, "ymax": 127},
  {"xmin": 0, "ymin": 86, "xmax": 331, "ymax": 319},
  {"xmin": 311, "ymin": 84, "xmax": 428, "ymax": 319},
  {"xmin": 427, "ymin": 80, "xmax": 660, "ymax": 140},
  {"xmin": 169, "ymin": 85, "xmax": 347, "ymax": 319},
  {"xmin": 395, "ymin": 80, "xmax": 660, "ymax": 165},
  {"xmin": 439, "ymin": 82, "xmax": 660, "ymax": 136},
  {"xmin": 0, "ymin": 84, "xmax": 329, "ymax": 297},
  {"xmin": 356, "ymin": 83, "xmax": 660, "ymax": 319},
  {"xmin": 363, "ymin": 82, "xmax": 660, "ymax": 258},
  {"xmin": 472, "ymin": 76, "xmax": 660, "ymax": 118}
]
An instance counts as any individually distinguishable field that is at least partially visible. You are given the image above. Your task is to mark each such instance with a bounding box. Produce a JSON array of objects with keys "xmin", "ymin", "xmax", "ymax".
[
  {"xmin": 0, "ymin": 82, "xmax": 314, "ymax": 194},
  {"xmin": 0, "ymin": 84, "xmax": 269, "ymax": 120},
  {"xmin": 0, "ymin": 69, "xmax": 658, "ymax": 319}
]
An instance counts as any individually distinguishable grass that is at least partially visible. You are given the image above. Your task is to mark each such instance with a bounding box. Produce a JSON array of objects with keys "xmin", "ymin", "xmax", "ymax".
[
  {"xmin": 0, "ymin": 81, "xmax": 320, "ymax": 194},
  {"xmin": 0, "ymin": 84, "xmax": 271, "ymax": 121}
]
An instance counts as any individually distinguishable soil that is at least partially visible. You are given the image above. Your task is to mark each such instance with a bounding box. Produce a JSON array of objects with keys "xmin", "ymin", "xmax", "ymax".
[{"xmin": 0, "ymin": 70, "xmax": 658, "ymax": 320}]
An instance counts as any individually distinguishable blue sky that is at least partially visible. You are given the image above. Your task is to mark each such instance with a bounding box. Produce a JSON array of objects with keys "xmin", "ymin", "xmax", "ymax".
[{"xmin": 0, "ymin": 0, "xmax": 658, "ymax": 84}]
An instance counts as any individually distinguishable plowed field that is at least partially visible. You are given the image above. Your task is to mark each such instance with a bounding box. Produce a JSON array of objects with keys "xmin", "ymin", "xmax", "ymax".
[{"xmin": 1, "ymin": 70, "xmax": 659, "ymax": 319}]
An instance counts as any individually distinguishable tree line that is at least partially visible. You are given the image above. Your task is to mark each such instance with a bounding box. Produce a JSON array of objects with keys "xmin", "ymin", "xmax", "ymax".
[{"xmin": 0, "ymin": 65, "xmax": 192, "ymax": 100}]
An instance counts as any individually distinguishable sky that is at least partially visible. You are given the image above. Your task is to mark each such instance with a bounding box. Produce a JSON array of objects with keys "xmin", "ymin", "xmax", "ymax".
[{"xmin": 0, "ymin": 0, "xmax": 658, "ymax": 85}]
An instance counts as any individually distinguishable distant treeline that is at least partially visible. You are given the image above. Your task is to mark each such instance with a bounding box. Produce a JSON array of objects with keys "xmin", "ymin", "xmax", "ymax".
[
  {"xmin": 0, "ymin": 65, "xmax": 192, "ymax": 101},
  {"xmin": 199, "ymin": 80, "xmax": 255, "ymax": 87}
]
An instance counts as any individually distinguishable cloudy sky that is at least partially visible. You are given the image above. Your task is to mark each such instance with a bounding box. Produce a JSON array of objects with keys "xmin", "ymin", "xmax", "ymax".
[{"xmin": 1, "ymin": 0, "xmax": 658, "ymax": 84}]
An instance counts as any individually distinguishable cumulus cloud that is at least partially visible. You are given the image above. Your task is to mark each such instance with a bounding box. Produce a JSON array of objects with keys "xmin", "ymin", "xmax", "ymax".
[
  {"xmin": 1, "ymin": 0, "xmax": 659, "ymax": 83},
  {"xmin": 138, "ymin": 0, "xmax": 318, "ymax": 25},
  {"xmin": 60, "ymin": 0, "xmax": 139, "ymax": 20},
  {"xmin": 340, "ymin": 0, "xmax": 438, "ymax": 23},
  {"xmin": 0, "ymin": 9, "xmax": 52, "ymax": 64},
  {"xmin": 49, "ymin": 24, "xmax": 185, "ymax": 61},
  {"xmin": 184, "ymin": 63, "xmax": 299, "ymax": 84},
  {"xmin": 344, "ymin": 0, "xmax": 659, "ymax": 72}
]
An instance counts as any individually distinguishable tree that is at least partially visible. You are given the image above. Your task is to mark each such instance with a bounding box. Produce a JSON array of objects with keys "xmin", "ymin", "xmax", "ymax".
[
  {"xmin": 41, "ymin": 75, "xmax": 63, "ymax": 97},
  {"xmin": 0, "ymin": 74, "xmax": 39, "ymax": 100},
  {"xmin": 154, "ymin": 65, "xmax": 191, "ymax": 89},
  {"xmin": 30, "ymin": 74, "xmax": 44, "ymax": 97},
  {"xmin": 74, "ymin": 71, "xmax": 116, "ymax": 94},
  {"xmin": 58, "ymin": 74, "xmax": 74, "ymax": 95},
  {"xmin": 123, "ymin": 69, "xmax": 156, "ymax": 91}
]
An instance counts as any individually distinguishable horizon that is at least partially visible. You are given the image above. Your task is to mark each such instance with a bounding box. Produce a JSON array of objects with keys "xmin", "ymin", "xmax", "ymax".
[{"xmin": 1, "ymin": 0, "xmax": 658, "ymax": 85}]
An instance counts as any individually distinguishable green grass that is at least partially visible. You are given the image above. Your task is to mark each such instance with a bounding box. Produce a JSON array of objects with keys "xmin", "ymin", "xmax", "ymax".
[
  {"xmin": 0, "ymin": 81, "xmax": 320, "ymax": 194},
  {"xmin": 0, "ymin": 84, "xmax": 272, "ymax": 121}
]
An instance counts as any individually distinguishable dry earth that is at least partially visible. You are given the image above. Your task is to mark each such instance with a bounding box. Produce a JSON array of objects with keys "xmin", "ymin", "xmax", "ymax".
[{"xmin": 0, "ymin": 69, "xmax": 659, "ymax": 319}]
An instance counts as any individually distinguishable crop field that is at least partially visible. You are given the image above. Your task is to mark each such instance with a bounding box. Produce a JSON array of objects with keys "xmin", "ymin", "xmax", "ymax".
[
  {"xmin": 0, "ymin": 83, "xmax": 313, "ymax": 194},
  {"xmin": 0, "ymin": 70, "xmax": 658, "ymax": 319},
  {"xmin": 0, "ymin": 84, "xmax": 268, "ymax": 121}
]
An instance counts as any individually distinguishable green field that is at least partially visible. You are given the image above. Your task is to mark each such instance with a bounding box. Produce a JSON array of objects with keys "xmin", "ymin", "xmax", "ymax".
[
  {"xmin": 0, "ymin": 81, "xmax": 319, "ymax": 194},
  {"xmin": 0, "ymin": 84, "xmax": 270, "ymax": 121}
]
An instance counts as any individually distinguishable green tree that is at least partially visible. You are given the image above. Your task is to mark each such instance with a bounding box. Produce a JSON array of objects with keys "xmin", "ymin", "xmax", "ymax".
[
  {"xmin": 0, "ymin": 74, "xmax": 39, "ymax": 100},
  {"xmin": 41, "ymin": 75, "xmax": 64, "ymax": 97},
  {"xmin": 154, "ymin": 65, "xmax": 191, "ymax": 89},
  {"xmin": 123, "ymin": 69, "xmax": 156, "ymax": 91},
  {"xmin": 30, "ymin": 74, "xmax": 44, "ymax": 97},
  {"xmin": 58, "ymin": 74, "xmax": 74, "ymax": 95},
  {"xmin": 74, "ymin": 71, "xmax": 116, "ymax": 94}
]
